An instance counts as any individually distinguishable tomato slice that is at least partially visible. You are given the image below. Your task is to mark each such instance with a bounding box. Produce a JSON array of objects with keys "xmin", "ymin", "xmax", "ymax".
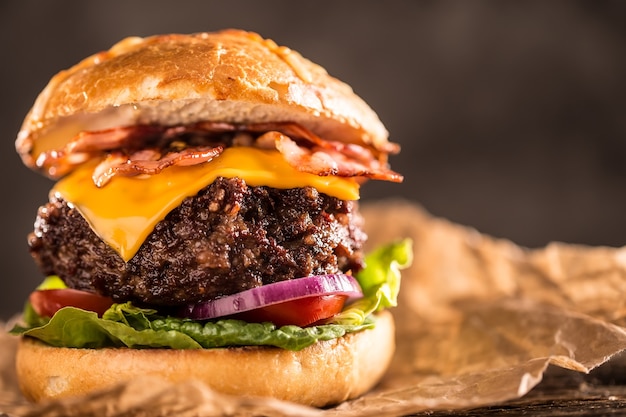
[
  {"xmin": 29, "ymin": 289, "xmax": 114, "ymax": 318},
  {"xmin": 233, "ymin": 294, "xmax": 348, "ymax": 327},
  {"xmin": 29, "ymin": 287, "xmax": 348, "ymax": 326}
]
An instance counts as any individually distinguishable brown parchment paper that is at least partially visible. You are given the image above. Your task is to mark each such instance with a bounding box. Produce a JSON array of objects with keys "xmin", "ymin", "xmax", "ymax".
[{"xmin": 3, "ymin": 199, "xmax": 626, "ymax": 417}]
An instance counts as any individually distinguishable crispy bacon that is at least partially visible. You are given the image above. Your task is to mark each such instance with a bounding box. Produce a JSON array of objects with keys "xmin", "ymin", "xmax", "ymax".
[
  {"xmin": 67, "ymin": 125, "xmax": 166, "ymax": 153},
  {"xmin": 271, "ymin": 132, "xmax": 403, "ymax": 182},
  {"xmin": 36, "ymin": 123, "xmax": 232, "ymax": 178},
  {"xmin": 36, "ymin": 121, "xmax": 402, "ymax": 186},
  {"xmin": 232, "ymin": 122, "xmax": 401, "ymax": 155},
  {"xmin": 92, "ymin": 146, "xmax": 224, "ymax": 187}
]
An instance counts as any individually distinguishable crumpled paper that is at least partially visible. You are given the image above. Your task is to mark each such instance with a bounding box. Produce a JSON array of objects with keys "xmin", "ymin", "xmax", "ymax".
[{"xmin": 3, "ymin": 199, "xmax": 626, "ymax": 417}]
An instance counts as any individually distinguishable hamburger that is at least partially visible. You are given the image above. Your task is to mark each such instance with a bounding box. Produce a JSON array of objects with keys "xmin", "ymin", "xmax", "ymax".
[{"xmin": 11, "ymin": 29, "xmax": 411, "ymax": 407}]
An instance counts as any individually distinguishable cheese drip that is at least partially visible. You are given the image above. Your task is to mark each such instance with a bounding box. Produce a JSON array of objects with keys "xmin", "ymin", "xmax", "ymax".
[{"xmin": 52, "ymin": 147, "xmax": 360, "ymax": 262}]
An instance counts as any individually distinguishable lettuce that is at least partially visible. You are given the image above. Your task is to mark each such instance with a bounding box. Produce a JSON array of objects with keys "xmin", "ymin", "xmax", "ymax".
[
  {"xmin": 11, "ymin": 239, "xmax": 412, "ymax": 351},
  {"xmin": 330, "ymin": 238, "xmax": 413, "ymax": 325}
]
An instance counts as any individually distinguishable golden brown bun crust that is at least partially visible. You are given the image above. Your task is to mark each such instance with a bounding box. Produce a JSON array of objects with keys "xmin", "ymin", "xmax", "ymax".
[
  {"xmin": 17, "ymin": 29, "xmax": 391, "ymax": 175},
  {"xmin": 16, "ymin": 311, "xmax": 394, "ymax": 407}
]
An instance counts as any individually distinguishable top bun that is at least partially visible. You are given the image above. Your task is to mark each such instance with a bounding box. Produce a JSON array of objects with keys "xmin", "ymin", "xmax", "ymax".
[{"xmin": 16, "ymin": 29, "xmax": 391, "ymax": 177}]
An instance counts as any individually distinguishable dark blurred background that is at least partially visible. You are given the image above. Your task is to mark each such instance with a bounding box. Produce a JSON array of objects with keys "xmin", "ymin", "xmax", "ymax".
[{"xmin": 1, "ymin": 0, "xmax": 625, "ymax": 320}]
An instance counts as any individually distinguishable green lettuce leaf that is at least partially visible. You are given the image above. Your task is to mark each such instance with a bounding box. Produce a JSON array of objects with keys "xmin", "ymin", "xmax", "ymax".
[
  {"xmin": 330, "ymin": 238, "xmax": 413, "ymax": 325},
  {"xmin": 11, "ymin": 240, "xmax": 412, "ymax": 351},
  {"xmin": 12, "ymin": 302, "xmax": 375, "ymax": 351}
]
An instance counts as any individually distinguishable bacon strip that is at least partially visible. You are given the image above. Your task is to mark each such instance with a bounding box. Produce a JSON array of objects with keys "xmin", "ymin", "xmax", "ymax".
[
  {"xmin": 92, "ymin": 146, "xmax": 224, "ymax": 187},
  {"xmin": 36, "ymin": 123, "xmax": 231, "ymax": 177},
  {"xmin": 36, "ymin": 121, "xmax": 402, "ymax": 185},
  {"xmin": 270, "ymin": 132, "xmax": 403, "ymax": 182},
  {"xmin": 67, "ymin": 125, "xmax": 166, "ymax": 153},
  {"xmin": 198, "ymin": 121, "xmax": 403, "ymax": 181},
  {"xmin": 234, "ymin": 122, "xmax": 401, "ymax": 155}
]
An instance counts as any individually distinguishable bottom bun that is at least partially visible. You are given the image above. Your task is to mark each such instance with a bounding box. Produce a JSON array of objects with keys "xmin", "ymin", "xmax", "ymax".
[{"xmin": 16, "ymin": 311, "xmax": 395, "ymax": 407}]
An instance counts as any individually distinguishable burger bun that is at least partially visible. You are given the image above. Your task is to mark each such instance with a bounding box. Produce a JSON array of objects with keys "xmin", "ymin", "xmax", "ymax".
[{"xmin": 16, "ymin": 310, "xmax": 395, "ymax": 407}]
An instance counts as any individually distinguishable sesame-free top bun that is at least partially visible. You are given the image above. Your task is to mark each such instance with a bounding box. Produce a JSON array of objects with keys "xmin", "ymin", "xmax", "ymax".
[
  {"xmin": 16, "ymin": 29, "xmax": 392, "ymax": 177},
  {"xmin": 16, "ymin": 311, "xmax": 395, "ymax": 407}
]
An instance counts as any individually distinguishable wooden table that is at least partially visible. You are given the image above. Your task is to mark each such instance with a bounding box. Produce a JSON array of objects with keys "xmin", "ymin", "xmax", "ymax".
[{"xmin": 418, "ymin": 362, "xmax": 626, "ymax": 416}]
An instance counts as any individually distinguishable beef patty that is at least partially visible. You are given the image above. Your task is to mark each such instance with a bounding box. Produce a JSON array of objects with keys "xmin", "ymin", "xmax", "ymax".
[{"xmin": 29, "ymin": 177, "xmax": 366, "ymax": 307}]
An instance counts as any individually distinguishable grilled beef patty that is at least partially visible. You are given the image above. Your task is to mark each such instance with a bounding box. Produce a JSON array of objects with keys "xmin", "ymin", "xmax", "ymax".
[{"xmin": 28, "ymin": 177, "xmax": 366, "ymax": 307}]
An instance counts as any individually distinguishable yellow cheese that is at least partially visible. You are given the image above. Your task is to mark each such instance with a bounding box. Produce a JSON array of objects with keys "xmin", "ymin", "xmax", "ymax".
[{"xmin": 52, "ymin": 147, "xmax": 360, "ymax": 262}]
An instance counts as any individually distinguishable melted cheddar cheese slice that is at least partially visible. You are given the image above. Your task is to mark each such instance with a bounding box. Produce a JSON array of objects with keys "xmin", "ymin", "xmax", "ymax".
[{"xmin": 53, "ymin": 147, "xmax": 360, "ymax": 262}]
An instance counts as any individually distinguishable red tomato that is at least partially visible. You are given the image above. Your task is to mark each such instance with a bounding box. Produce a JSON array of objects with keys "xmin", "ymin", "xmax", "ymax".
[
  {"xmin": 233, "ymin": 294, "xmax": 348, "ymax": 327},
  {"xmin": 29, "ymin": 289, "xmax": 114, "ymax": 318}
]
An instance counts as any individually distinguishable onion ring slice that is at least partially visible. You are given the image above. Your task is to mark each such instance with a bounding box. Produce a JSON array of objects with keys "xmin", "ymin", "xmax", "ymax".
[{"xmin": 180, "ymin": 274, "xmax": 363, "ymax": 321}]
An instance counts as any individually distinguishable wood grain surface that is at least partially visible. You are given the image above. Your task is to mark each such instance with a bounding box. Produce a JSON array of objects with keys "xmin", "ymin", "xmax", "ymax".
[{"xmin": 418, "ymin": 358, "xmax": 626, "ymax": 416}]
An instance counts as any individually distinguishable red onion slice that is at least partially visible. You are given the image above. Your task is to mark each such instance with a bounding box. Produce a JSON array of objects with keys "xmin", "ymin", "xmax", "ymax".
[{"xmin": 180, "ymin": 274, "xmax": 363, "ymax": 320}]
